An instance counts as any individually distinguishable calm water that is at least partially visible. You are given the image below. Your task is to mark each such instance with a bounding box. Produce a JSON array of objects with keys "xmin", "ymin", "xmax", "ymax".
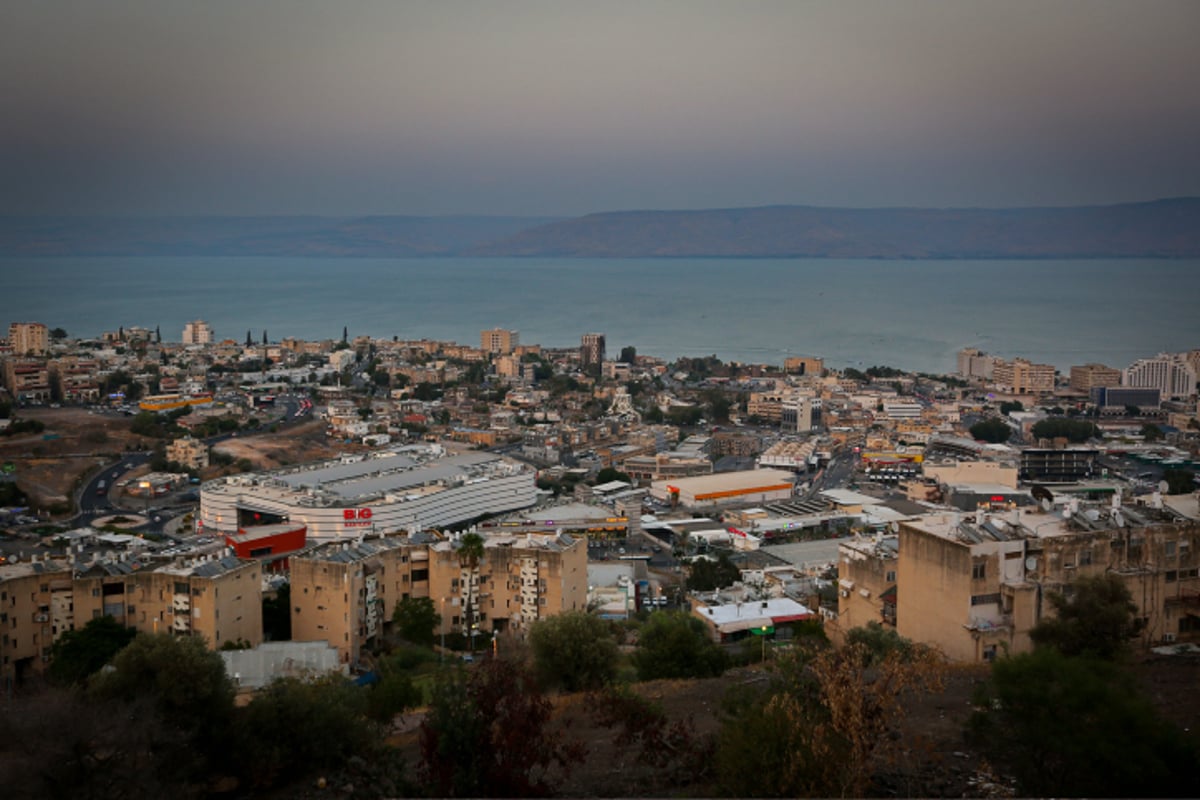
[{"xmin": 2, "ymin": 257, "xmax": 1197, "ymax": 375}]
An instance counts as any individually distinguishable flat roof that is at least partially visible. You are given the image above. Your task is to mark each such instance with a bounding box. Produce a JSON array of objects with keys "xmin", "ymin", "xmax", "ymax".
[{"xmin": 657, "ymin": 469, "xmax": 795, "ymax": 494}]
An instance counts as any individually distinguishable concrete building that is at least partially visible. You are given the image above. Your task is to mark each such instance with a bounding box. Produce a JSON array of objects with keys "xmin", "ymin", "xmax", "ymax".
[
  {"xmin": 783, "ymin": 356, "xmax": 824, "ymax": 376},
  {"xmin": 580, "ymin": 333, "xmax": 606, "ymax": 371},
  {"xmin": 957, "ymin": 348, "xmax": 994, "ymax": 380},
  {"xmin": 1124, "ymin": 353, "xmax": 1197, "ymax": 400},
  {"xmin": 182, "ymin": 320, "xmax": 213, "ymax": 345},
  {"xmin": 167, "ymin": 436, "xmax": 209, "ymax": 470},
  {"xmin": 896, "ymin": 502, "xmax": 1200, "ymax": 662},
  {"xmin": 992, "ymin": 358, "xmax": 1056, "ymax": 394},
  {"xmin": 199, "ymin": 446, "xmax": 537, "ymax": 541},
  {"xmin": 480, "ymin": 328, "xmax": 519, "ymax": 355},
  {"xmin": 290, "ymin": 530, "xmax": 587, "ymax": 665},
  {"xmin": 8, "ymin": 322, "xmax": 49, "ymax": 356},
  {"xmin": 0, "ymin": 558, "xmax": 73, "ymax": 686},
  {"xmin": 830, "ymin": 534, "xmax": 899, "ymax": 644},
  {"xmin": 2, "ymin": 359, "xmax": 52, "ymax": 403},
  {"xmin": 1069, "ymin": 363, "xmax": 1122, "ymax": 394}
]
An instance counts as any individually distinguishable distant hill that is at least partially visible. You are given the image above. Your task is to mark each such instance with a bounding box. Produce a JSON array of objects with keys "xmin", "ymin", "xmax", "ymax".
[
  {"xmin": 467, "ymin": 198, "xmax": 1200, "ymax": 258},
  {"xmin": 4, "ymin": 199, "xmax": 1199, "ymax": 258},
  {"xmin": 0, "ymin": 215, "xmax": 562, "ymax": 257}
]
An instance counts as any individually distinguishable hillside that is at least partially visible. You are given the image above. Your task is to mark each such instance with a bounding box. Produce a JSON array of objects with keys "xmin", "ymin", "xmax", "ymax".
[
  {"xmin": 468, "ymin": 197, "xmax": 1200, "ymax": 258},
  {"xmin": 0, "ymin": 215, "xmax": 561, "ymax": 257}
]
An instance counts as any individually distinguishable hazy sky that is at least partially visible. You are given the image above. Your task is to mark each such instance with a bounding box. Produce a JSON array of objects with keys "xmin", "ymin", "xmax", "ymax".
[{"xmin": 4, "ymin": 1, "xmax": 1199, "ymax": 216}]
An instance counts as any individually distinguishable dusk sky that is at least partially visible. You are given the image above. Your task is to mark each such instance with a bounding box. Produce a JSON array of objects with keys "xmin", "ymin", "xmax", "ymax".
[{"xmin": 4, "ymin": 1, "xmax": 1199, "ymax": 217}]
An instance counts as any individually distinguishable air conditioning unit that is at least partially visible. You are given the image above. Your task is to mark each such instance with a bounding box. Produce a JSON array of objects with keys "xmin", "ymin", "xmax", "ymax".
[{"xmin": 34, "ymin": 613, "xmax": 49, "ymax": 623}]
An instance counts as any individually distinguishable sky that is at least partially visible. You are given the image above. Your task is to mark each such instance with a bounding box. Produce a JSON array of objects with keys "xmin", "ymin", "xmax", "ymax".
[{"xmin": 3, "ymin": 0, "xmax": 1199, "ymax": 217}]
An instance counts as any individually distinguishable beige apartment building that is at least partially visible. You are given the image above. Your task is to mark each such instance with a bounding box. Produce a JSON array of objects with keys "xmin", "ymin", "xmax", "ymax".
[
  {"xmin": 74, "ymin": 554, "xmax": 263, "ymax": 649},
  {"xmin": 830, "ymin": 534, "xmax": 898, "ymax": 645},
  {"xmin": 1069, "ymin": 363, "xmax": 1122, "ymax": 394},
  {"xmin": 2, "ymin": 359, "xmax": 52, "ymax": 403},
  {"xmin": 1, "ymin": 559, "xmax": 73, "ymax": 685},
  {"xmin": 481, "ymin": 328, "xmax": 520, "ymax": 355},
  {"xmin": 167, "ymin": 436, "xmax": 210, "ymax": 470},
  {"xmin": 8, "ymin": 322, "xmax": 49, "ymax": 356},
  {"xmin": 895, "ymin": 504, "xmax": 1199, "ymax": 662},
  {"xmin": 784, "ymin": 356, "xmax": 824, "ymax": 376},
  {"xmin": 290, "ymin": 531, "xmax": 587, "ymax": 665},
  {"xmin": 182, "ymin": 320, "xmax": 213, "ymax": 345},
  {"xmin": 991, "ymin": 358, "xmax": 1056, "ymax": 395}
]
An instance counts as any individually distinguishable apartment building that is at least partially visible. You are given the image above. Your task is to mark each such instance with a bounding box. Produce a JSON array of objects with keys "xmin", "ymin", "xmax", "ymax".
[
  {"xmin": 2, "ymin": 359, "xmax": 52, "ymax": 403},
  {"xmin": 0, "ymin": 558, "xmax": 73, "ymax": 686},
  {"xmin": 992, "ymin": 358, "xmax": 1056, "ymax": 394},
  {"xmin": 783, "ymin": 356, "xmax": 824, "ymax": 376},
  {"xmin": 167, "ymin": 436, "xmax": 209, "ymax": 470},
  {"xmin": 182, "ymin": 320, "xmax": 213, "ymax": 345},
  {"xmin": 50, "ymin": 356, "xmax": 102, "ymax": 402},
  {"xmin": 480, "ymin": 328, "xmax": 519, "ymax": 355},
  {"xmin": 580, "ymin": 333, "xmax": 606, "ymax": 371},
  {"xmin": 74, "ymin": 553, "xmax": 262, "ymax": 649},
  {"xmin": 957, "ymin": 348, "xmax": 994, "ymax": 380},
  {"xmin": 830, "ymin": 534, "xmax": 898, "ymax": 644},
  {"xmin": 895, "ymin": 503, "xmax": 1200, "ymax": 662},
  {"xmin": 290, "ymin": 531, "xmax": 587, "ymax": 665},
  {"xmin": 1069, "ymin": 363, "xmax": 1122, "ymax": 394},
  {"xmin": 8, "ymin": 322, "xmax": 49, "ymax": 356}
]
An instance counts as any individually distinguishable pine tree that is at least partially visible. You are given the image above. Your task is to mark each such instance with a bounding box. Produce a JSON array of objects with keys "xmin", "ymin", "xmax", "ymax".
[
  {"xmin": 246, "ymin": 330, "xmax": 252, "ymax": 347},
  {"xmin": 342, "ymin": 326, "xmax": 348, "ymax": 343},
  {"xmin": 155, "ymin": 325, "xmax": 161, "ymax": 343},
  {"xmin": 262, "ymin": 330, "xmax": 268, "ymax": 345}
]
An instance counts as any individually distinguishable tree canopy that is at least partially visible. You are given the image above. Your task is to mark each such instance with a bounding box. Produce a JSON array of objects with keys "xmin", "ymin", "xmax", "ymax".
[
  {"xmin": 393, "ymin": 595, "xmax": 440, "ymax": 646},
  {"xmin": 1030, "ymin": 416, "xmax": 1099, "ymax": 443},
  {"xmin": 1028, "ymin": 574, "xmax": 1141, "ymax": 660},
  {"xmin": 968, "ymin": 417, "xmax": 1011, "ymax": 443},
  {"xmin": 47, "ymin": 615, "xmax": 136, "ymax": 686},
  {"xmin": 685, "ymin": 553, "xmax": 742, "ymax": 592},
  {"xmin": 529, "ymin": 611, "xmax": 619, "ymax": 692},
  {"xmin": 631, "ymin": 611, "xmax": 727, "ymax": 681}
]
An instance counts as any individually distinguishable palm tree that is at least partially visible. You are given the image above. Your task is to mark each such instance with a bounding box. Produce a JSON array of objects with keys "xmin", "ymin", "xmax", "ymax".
[{"xmin": 457, "ymin": 532, "xmax": 486, "ymax": 650}]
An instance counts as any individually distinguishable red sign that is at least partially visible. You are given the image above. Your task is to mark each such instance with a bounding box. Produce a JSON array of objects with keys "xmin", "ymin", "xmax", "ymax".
[
  {"xmin": 728, "ymin": 526, "xmax": 748, "ymax": 538},
  {"xmin": 343, "ymin": 508, "xmax": 373, "ymax": 520}
]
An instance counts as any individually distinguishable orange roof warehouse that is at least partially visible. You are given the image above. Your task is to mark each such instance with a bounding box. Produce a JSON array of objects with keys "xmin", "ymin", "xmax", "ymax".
[{"xmin": 650, "ymin": 469, "xmax": 796, "ymax": 509}]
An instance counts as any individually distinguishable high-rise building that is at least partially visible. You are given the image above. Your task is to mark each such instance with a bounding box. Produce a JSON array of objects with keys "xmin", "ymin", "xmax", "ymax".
[
  {"xmin": 480, "ymin": 328, "xmax": 519, "ymax": 355},
  {"xmin": 182, "ymin": 320, "xmax": 213, "ymax": 345},
  {"xmin": 783, "ymin": 356, "xmax": 824, "ymax": 376},
  {"xmin": 580, "ymin": 333, "xmax": 606, "ymax": 371},
  {"xmin": 957, "ymin": 347, "xmax": 995, "ymax": 380},
  {"xmin": 8, "ymin": 322, "xmax": 48, "ymax": 356},
  {"xmin": 1124, "ymin": 353, "xmax": 1197, "ymax": 400}
]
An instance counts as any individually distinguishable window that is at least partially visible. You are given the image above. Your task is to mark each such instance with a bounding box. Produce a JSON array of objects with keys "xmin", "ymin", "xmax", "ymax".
[
  {"xmin": 1166, "ymin": 571, "xmax": 1178, "ymax": 583},
  {"xmin": 982, "ymin": 645, "xmax": 998, "ymax": 662},
  {"xmin": 1080, "ymin": 549, "xmax": 1093, "ymax": 566},
  {"xmin": 970, "ymin": 593, "xmax": 1002, "ymax": 606},
  {"xmin": 885, "ymin": 570, "xmax": 896, "ymax": 583},
  {"xmin": 1165, "ymin": 541, "xmax": 1177, "ymax": 558},
  {"xmin": 972, "ymin": 562, "xmax": 986, "ymax": 580}
]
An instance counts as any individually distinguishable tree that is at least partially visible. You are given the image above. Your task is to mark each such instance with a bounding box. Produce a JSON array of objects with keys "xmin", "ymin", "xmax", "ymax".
[
  {"xmin": 685, "ymin": 553, "xmax": 741, "ymax": 592},
  {"xmin": 245, "ymin": 329, "xmax": 252, "ymax": 347},
  {"xmin": 155, "ymin": 324, "xmax": 161, "ymax": 343},
  {"xmin": 419, "ymin": 657, "xmax": 583, "ymax": 796},
  {"xmin": 594, "ymin": 466, "xmax": 631, "ymax": 485},
  {"xmin": 49, "ymin": 326, "xmax": 68, "ymax": 341},
  {"xmin": 342, "ymin": 325, "xmax": 348, "ymax": 343},
  {"xmin": 262, "ymin": 584, "xmax": 291, "ymax": 641},
  {"xmin": 1164, "ymin": 467, "xmax": 1196, "ymax": 495},
  {"xmin": 969, "ymin": 648, "xmax": 1197, "ymax": 797},
  {"xmin": 1031, "ymin": 416, "xmax": 1098, "ymax": 443},
  {"xmin": 88, "ymin": 633, "xmax": 236, "ymax": 778},
  {"xmin": 619, "ymin": 346, "xmax": 637, "ymax": 364},
  {"xmin": 457, "ymin": 533, "xmax": 486, "ymax": 648},
  {"xmin": 1140, "ymin": 422, "xmax": 1164, "ymax": 442},
  {"xmin": 529, "ymin": 611, "xmax": 619, "ymax": 692},
  {"xmin": 233, "ymin": 675, "xmax": 381, "ymax": 789},
  {"xmin": 631, "ymin": 611, "xmax": 727, "ymax": 681},
  {"xmin": 1029, "ymin": 574, "xmax": 1141, "ymax": 660},
  {"xmin": 393, "ymin": 595, "xmax": 440, "ymax": 646},
  {"xmin": 262, "ymin": 329, "xmax": 268, "ymax": 345},
  {"xmin": 969, "ymin": 417, "xmax": 1011, "ymax": 443},
  {"xmin": 47, "ymin": 615, "xmax": 136, "ymax": 686},
  {"xmin": 843, "ymin": 621, "xmax": 915, "ymax": 665},
  {"xmin": 999, "ymin": 400, "xmax": 1024, "ymax": 415}
]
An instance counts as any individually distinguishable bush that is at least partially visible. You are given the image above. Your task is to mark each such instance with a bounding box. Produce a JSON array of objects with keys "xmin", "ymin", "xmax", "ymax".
[
  {"xmin": 529, "ymin": 611, "xmax": 619, "ymax": 692},
  {"xmin": 631, "ymin": 611, "xmax": 727, "ymax": 681}
]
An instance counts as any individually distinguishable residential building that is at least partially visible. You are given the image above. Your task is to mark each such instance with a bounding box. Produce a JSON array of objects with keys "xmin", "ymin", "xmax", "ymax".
[
  {"xmin": 1069, "ymin": 363, "xmax": 1122, "ymax": 394},
  {"xmin": 896, "ymin": 504, "xmax": 1200, "ymax": 662},
  {"xmin": 2, "ymin": 359, "xmax": 52, "ymax": 403},
  {"xmin": 992, "ymin": 358, "xmax": 1056, "ymax": 394},
  {"xmin": 182, "ymin": 320, "xmax": 213, "ymax": 345},
  {"xmin": 480, "ymin": 328, "xmax": 519, "ymax": 355},
  {"xmin": 957, "ymin": 348, "xmax": 994, "ymax": 380},
  {"xmin": 830, "ymin": 534, "xmax": 899, "ymax": 644},
  {"xmin": 8, "ymin": 322, "xmax": 49, "ymax": 356},
  {"xmin": 167, "ymin": 436, "xmax": 209, "ymax": 470},
  {"xmin": 0, "ymin": 558, "xmax": 73, "ymax": 686},
  {"xmin": 580, "ymin": 333, "xmax": 606, "ymax": 371},
  {"xmin": 783, "ymin": 356, "xmax": 824, "ymax": 376}
]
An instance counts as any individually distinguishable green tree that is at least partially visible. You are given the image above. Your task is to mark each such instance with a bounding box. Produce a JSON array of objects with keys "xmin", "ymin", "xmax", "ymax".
[
  {"xmin": 631, "ymin": 611, "xmax": 727, "ymax": 681},
  {"xmin": 619, "ymin": 345, "xmax": 637, "ymax": 364},
  {"xmin": 261, "ymin": 584, "xmax": 291, "ymax": 641},
  {"xmin": 88, "ymin": 633, "xmax": 236, "ymax": 778},
  {"xmin": 685, "ymin": 553, "xmax": 741, "ymax": 592},
  {"xmin": 47, "ymin": 615, "xmax": 136, "ymax": 686},
  {"xmin": 419, "ymin": 657, "xmax": 583, "ymax": 796},
  {"xmin": 843, "ymin": 621, "xmax": 915, "ymax": 665},
  {"xmin": 393, "ymin": 595, "xmax": 440, "ymax": 646},
  {"xmin": 49, "ymin": 327, "xmax": 68, "ymax": 340},
  {"xmin": 1140, "ymin": 423, "xmax": 1164, "ymax": 442},
  {"xmin": 1164, "ymin": 467, "xmax": 1196, "ymax": 494},
  {"xmin": 667, "ymin": 406, "xmax": 703, "ymax": 426},
  {"xmin": 529, "ymin": 611, "xmax": 619, "ymax": 692},
  {"xmin": 969, "ymin": 649, "xmax": 1197, "ymax": 797},
  {"xmin": 969, "ymin": 417, "xmax": 1011, "ymax": 443},
  {"xmin": 1031, "ymin": 416, "xmax": 1099, "ymax": 443},
  {"xmin": 234, "ymin": 675, "xmax": 380, "ymax": 789},
  {"xmin": 1029, "ymin": 574, "xmax": 1141, "ymax": 660},
  {"xmin": 999, "ymin": 400, "xmax": 1024, "ymax": 415},
  {"xmin": 594, "ymin": 466, "xmax": 631, "ymax": 485}
]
